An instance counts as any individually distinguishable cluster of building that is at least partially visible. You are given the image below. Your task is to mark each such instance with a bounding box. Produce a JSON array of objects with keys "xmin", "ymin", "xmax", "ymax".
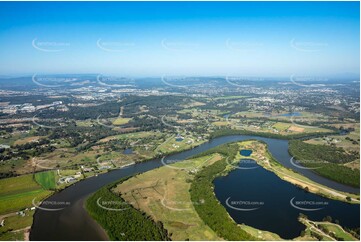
[{"xmin": 1, "ymin": 101, "xmax": 65, "ymax": 114}]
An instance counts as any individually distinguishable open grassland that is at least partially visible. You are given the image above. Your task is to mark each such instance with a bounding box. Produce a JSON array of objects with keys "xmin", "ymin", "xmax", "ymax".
[
  {"xmin": 318, "ymin": 223, "xmax": 358, "ymax": 240},
  {"xmin": 0, "ymin": 174, "xmax": 52, "ymax": 214},
  {"xmin": 180, "ymin": 100, "xmax": 206, "ymax": 108},
  {"xmin": 98, "ymin": 131, "xmax": 161, "ymax": 143},
  {"xmin": 0, "ymin": 210, "xmax": 33, "ymax": 241},
  {"xmin": 239, "ymin": 224, "xmax": 283, "ymax": 241},
  {"xmin": 112, "ymin": 117, "xmax": 132, "ymax": 125},
  {"xmin": 114, "ymin": 154, "xmax": 223, "ymax": 241},
  {"xmin": 299, "ymin": 217, "xmax": 358, "ymax": 241},
  {"xmin": 224, "ymin": 114, "xmax": 333, "ymax": 135},
  {"xmin": 34, "ymin": 170, "xmax": 56, "ymax": 190},
  {"xmin": 155, "ymin": 134, "xmax": 204, "ymax": 154},
  {"xmin": 13, "ymin": 136, "xmax": 46, "ymax": 146},
  {"xmin": 306, "ymin": 123, "xmax": 360, "ymax": 153}
]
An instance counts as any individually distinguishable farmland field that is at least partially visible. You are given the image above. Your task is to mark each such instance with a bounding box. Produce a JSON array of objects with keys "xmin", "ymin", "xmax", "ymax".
[
  {"xmin": 0, "ymin": 174, "xmax": 52, "ymax": 214},
  {"xmin": 34, "ymin": 171, "xmax": 57, "ymax": 190}
]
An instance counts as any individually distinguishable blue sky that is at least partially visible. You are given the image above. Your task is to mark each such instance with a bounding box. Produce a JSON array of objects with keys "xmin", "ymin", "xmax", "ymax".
[{"xmin": 0, "ymin": 1, "xmax": 359, "ymax": 77}]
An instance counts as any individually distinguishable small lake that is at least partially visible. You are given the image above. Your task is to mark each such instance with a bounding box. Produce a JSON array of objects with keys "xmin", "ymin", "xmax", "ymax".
[
  {"xmin": 240, "ymin": 149, "xmax": 252, "ymax": 156},
  {"xmin": 214, "ymin": 159, "xmax": 360, "ymax": 239},
  {"xmin": 123, "ymin": 148, "xmax": 133, "ymax": 154}
]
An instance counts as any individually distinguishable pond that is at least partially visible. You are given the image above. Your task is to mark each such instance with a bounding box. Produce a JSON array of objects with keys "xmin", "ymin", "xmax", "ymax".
[
  {"xmin": 123, "ymin": 148, "xmax": 133, "ymax": 154},
  {"xmin": 240, "ymin": 149, "xmax": 252, "ymax": 156}
]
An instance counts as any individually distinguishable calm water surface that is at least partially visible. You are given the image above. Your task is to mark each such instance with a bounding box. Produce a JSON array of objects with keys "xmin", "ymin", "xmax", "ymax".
[{"xmin": 214, "ymin": 159, "xmax": 360, "ymax": 239}]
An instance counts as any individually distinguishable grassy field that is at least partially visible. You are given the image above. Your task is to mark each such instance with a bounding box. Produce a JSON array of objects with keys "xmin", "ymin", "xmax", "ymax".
[
  {"xmin": 306, "ymin": 123, "xmax": 360, "ymax": 153},
  {"xmin": 239, "ymin": 224, "xmax": 282, "ymax": 240},
  {"xmin": 112, "ymin": 117, "xmax": 132, "ymax": 125},
  {"xmin": 114, "ymin": 154, "xmax": 223, "ymax": 240},
  {"xmin": 13, "ymin": 136, "xmax": 46, "ymax": 146},
  {"xmin": 98, "ymin": 131, "xmax": 161, "ymax": 143},
  {"xmin": 318, "ymin": 223, "xmax": 357, "ymax": 240},
  {"xmin": 34, "ymin": 171, "xmax": 57, "ymax": 190},
  {"xmin": 0, "ymin": 210, "xmax": 34, "ymax": 240},
  {"xmin": 299, "ymin": 217, "xmax": 358, "ymax": 241},
  {"xmin": 0, "ymin": 174, "xmax": 52, "ymax": 214},
  {"xmin": 226, "ymin": 116, "xmax": 332, "ymax": 135},
  {"xmin": 272, "ymin": 122, "xmax": 291, "ymax": 131},
  {"xmin": 155, "ymin": 133, "xmax": 204, "ymax": 154}
]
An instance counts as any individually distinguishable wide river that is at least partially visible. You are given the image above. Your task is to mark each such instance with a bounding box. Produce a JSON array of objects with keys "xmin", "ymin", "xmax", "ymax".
[{"xmin": 30, "ymin": 135, "xmax": 360, "ymax": 240}]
